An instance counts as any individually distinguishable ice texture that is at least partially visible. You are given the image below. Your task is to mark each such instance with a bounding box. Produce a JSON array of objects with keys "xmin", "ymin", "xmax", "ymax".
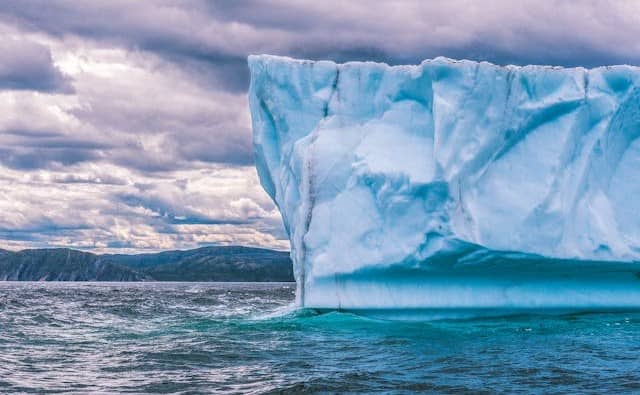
[{"xmin": 248, "ymin": 55, "xmax": 640, "ymax": 314}]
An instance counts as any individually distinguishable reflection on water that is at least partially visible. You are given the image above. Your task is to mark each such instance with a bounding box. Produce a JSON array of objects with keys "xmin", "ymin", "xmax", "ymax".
[{"xmin": 0, "ymin": 282, "xmax": 639, "ymax": 394}]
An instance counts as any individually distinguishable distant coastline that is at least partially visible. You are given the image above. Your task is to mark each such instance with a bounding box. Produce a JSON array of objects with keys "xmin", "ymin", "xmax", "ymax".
[{"xmin": 0, "ymin": 246, "xmax": 293, "ymax": 282}]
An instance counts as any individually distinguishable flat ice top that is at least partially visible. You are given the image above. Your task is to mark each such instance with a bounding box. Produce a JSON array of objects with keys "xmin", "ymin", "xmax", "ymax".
[{"xmin": 248, "ymin": 53, "xmax": 638, "ymax": 73}]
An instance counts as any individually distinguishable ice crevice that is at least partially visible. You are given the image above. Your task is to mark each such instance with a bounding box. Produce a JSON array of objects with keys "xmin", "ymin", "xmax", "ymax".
[{"xmin": 248, "ymin": 55, "xmax": 640, "ymax": 315}]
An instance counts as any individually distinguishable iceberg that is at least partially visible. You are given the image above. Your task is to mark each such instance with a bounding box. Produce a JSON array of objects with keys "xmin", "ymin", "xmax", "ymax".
[{"xmin": 248, "ymin": 55, "xmax": 640, "ymax": 317}]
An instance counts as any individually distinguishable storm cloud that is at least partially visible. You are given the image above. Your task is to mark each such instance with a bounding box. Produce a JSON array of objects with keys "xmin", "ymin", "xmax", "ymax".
[{"xmin": 0, "ymin": 38, "xmax": 72, "ymax": 93}]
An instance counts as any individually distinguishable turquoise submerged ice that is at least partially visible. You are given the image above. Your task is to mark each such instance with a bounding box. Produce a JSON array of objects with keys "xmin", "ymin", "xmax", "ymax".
[{"xmin": 248, "ymin": 55, "xmax": 640, "ymax": 315}]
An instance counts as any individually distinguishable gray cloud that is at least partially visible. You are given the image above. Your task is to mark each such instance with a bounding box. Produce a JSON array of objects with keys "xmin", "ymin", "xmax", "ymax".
[
  {"xmin": 0, "ymin": 146, "xmax": 101, "ymax": 170},
  {"xmin": 0, "ymin": 1, "xmax": 250, "ymax": 91},
  {"xmin": 0, "ymin": 38, "xmax": 72, "ymax": 93},
  {"xmin": 50, "ymin": 173, "xmax": 128, "ymax": 185},
  {"xmin": 0, "ymin": 129, "xmax": 111, "ymax": 169},
  {"xmin": 115, "ymin": 193, "xmax": 253, "ymax": 226},
  {"xmin": 1, "ymin": 1, "xmax": 639, "ymax": 96}
]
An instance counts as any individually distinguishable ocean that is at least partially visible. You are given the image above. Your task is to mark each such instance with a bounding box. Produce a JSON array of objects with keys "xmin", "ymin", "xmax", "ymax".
[{"xmin": 0, "ymin": 282, "xmax": 638, "ymax": 394}]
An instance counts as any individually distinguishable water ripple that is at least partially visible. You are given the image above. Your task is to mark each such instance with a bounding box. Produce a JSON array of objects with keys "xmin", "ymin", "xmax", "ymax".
[{"xmin": 0, "ymin": 282, "xmax": 639, "ymax": 394}]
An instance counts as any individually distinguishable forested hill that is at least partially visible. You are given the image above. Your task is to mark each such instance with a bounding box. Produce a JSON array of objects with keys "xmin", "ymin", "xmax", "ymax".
[{"xmin": 0, "ymin": 246, "xmax": 293, "ymax": 282}]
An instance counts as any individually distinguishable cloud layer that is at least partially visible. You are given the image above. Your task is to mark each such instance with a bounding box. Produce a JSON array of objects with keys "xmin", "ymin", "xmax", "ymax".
[{"xmin": 0, "ymin": 1, "xmax": 638, "ymax": 252}]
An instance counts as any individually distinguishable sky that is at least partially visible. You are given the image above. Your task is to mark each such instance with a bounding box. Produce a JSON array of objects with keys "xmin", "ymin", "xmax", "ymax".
[{"xmin": 0, "ymin": 1, "xmax": 639, "ymax": 253}]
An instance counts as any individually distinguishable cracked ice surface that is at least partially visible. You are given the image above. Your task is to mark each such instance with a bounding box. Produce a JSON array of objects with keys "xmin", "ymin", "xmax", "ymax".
[{"xmin": 248, "ymin": 55, "xmax": 640, "ymax": 312}]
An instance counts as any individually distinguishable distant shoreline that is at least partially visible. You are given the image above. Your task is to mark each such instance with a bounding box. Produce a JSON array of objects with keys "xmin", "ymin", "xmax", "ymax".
[
  {"xmin": 0, "ymin": 280, "xmax": 296, "ymax": 283},
  {"xmin": 0, "ymin": 246, "xmax": 294, "ymax": 282}
]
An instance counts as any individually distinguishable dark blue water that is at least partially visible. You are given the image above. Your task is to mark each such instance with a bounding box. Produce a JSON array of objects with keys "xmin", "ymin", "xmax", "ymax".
[{"xmin": 0, "ymin": 282, "xmax": 639, "ymax": 394}]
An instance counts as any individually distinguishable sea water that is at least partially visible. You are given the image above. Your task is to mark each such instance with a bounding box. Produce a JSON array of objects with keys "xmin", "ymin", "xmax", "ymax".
[{"xmin": 0, "ymin": 282, "xmax": 638, "ymax": 393}]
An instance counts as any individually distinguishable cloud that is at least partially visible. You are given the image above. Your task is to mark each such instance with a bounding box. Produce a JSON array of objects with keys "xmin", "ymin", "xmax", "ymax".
[
  {"xmin": 0, "ymin": 46, "xmax": 253, "ymax": 171},
  {"xmin": 4, "ymin": 1, "xmax": 640, "ymax": 67},
  {"xmin": 0, "ymin": 146, "xmax": 102, "ymax": 170},
  {"xmin": 0, "ymin": 1, "xmax": 255, "ymax": 91},
  {"xmin": 61, "ymin": 51, "xmax": 254, "ymax": 168},
  {"xmin": 0, "ymin": 38, "xmax": 72, "ymax": 93},
  {"xmin": 0, "ymin": 164, "xmax": 287, "ymax": 252},
  {"xmin": 114, "ymin": 193, "xmax": 252, "ymax": 226}
]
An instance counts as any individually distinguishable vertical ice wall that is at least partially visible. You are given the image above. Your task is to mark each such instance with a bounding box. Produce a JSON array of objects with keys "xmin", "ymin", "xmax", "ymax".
[{"xmin": 248, "ymin": 55, "xmax": 640, "ymax": 310}]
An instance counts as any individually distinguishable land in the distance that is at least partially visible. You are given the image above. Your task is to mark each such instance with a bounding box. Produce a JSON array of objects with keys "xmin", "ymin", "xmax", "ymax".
[{"xmin": 0, "ymin": 246, "xmax": 293, "ymax": 282}]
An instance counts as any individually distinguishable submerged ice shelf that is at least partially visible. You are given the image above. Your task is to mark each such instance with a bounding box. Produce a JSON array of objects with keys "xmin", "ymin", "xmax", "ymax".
[{"xmin": 248, "ymin": 54, "xmax": 640, "ymax": 314}]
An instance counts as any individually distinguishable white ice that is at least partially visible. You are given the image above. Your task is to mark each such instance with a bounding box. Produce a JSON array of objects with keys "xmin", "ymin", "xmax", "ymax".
[{"xmin": 248, "ymin": 55, "xmax": 640, "ymax": 314}]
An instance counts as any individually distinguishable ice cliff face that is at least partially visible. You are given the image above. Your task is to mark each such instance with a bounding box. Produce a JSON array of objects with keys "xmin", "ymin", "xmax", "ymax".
[{"xmin": 248, "ymin": 55, "xmax": 640, "ymax": 313}]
